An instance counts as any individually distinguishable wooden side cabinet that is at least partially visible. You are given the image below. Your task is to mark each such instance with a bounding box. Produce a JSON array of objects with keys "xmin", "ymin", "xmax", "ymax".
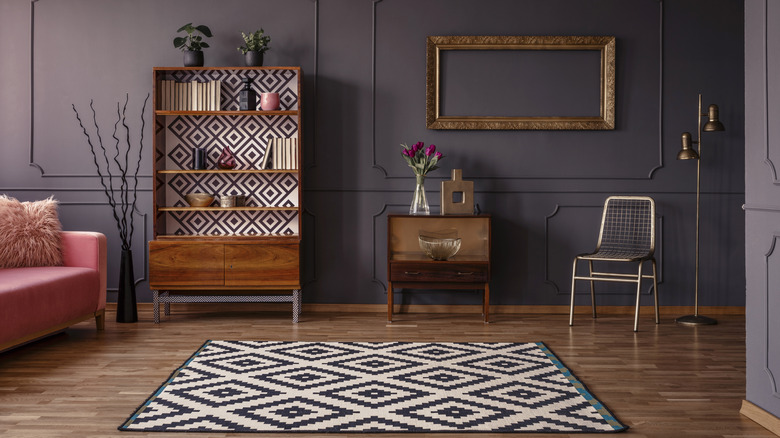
[{"xmin": 387, "ymin": 214, "xmax": 492, "ymax": 323}]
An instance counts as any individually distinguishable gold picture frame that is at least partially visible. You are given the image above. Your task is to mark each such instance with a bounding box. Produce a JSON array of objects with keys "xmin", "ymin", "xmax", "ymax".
[{"xmin": 425, "ymin": 35, "xmax": 616, "ymax": 130}]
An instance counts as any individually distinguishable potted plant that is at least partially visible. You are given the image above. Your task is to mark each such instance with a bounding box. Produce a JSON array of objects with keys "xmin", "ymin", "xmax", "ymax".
[
  {"xmin": 237, "ymin": 29, "xmax": 271, "ymax": 67},
  {"xmin": 174, "ymin": 23, "xmax": 213, "ymax": 67}
]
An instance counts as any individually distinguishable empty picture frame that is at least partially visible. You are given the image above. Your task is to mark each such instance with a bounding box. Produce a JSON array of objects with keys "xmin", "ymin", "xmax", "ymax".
[{"xmin": 425, "ymin": 35, "xmax": 616, "ymax": 130}]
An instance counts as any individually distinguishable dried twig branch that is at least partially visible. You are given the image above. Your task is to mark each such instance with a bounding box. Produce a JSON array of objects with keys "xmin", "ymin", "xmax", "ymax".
[{"xmin": 72, "ymin": 93, "xmax": 149, "ymax": 251}]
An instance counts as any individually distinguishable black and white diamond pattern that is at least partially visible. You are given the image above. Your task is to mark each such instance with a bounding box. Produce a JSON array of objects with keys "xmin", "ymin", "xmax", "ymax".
[
  {"xmin": 165, "ymin": 115, "xmax": 298, "ymax": 170},
  {"xmin": 159, "ymin": 111, "xmax": 299, "ymax": 235},
  {"xmin": 120, "ymin": 342, "xmax": 627, "ymax": 433},
  {"xmin": 167, "ymin": 69, "xmax": 298, "ymax": 111},
  {"xmin": 168, "ymin": 209, "xmax": 298, "ymax": 235}
]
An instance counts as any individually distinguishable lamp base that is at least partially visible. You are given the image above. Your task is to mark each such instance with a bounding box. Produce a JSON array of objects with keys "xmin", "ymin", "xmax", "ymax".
[{"xmin": 676, "ymin": 314, "xmax": 717, "ymax": 326}]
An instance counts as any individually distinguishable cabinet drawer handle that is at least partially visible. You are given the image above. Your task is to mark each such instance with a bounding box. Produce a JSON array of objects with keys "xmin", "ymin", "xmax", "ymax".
[
  {"xmin": 457, "ymin": 272, "xmax": 474, "ymax": 275},
  {"xmin": 404, "ymin": 271, "xmax": 420, "ymax": 275}
]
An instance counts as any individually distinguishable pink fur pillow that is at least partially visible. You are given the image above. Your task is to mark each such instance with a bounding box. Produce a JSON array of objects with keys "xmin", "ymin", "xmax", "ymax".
[{"xmin": 0, "ymin": 195, "xmax": 63, "ymax": 268}]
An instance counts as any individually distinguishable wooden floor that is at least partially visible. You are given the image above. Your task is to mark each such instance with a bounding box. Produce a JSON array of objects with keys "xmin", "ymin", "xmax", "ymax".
[{"xmin": 0, "ymin": 307, "xmax": 773, "ymax": 438}]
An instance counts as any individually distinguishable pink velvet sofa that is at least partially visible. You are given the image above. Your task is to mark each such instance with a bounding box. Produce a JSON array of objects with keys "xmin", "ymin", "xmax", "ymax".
[{"xmin": 0, "ymin": 231, "xmax": 107, "ymax": 352}]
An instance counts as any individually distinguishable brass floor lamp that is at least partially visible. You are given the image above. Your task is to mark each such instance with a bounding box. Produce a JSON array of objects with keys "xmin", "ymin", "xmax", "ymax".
[{"xmin": 676, "ymin": 94, "xmax": 725, "ymax": 326}]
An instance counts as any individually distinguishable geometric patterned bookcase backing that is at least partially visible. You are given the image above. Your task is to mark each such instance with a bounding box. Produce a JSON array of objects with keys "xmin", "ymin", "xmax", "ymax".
[{"xmin": 155, "ymin": 69, "xmax": 300, "ymax": 236}]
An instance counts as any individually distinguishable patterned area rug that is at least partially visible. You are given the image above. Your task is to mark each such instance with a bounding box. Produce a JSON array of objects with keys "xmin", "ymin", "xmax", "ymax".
[{"xmin": 119, "ymin": 341, "xmax": 627, "ymax": 433}]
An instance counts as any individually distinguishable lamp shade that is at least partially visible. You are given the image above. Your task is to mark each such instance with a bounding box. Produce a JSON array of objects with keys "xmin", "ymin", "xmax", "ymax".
[
  {"xmin": 677, "ymin": 132, "xmax": 700, "ymax": 160},
  {"xmin": 703, "ymin": 104, "xmax": 725, "ymax": 132}
]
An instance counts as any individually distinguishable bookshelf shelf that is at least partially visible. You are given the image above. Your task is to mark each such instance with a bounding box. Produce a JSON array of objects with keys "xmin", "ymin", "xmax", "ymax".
[
  {"xmin": 154, "ymin": 110, "xmax": 298, "ymax": 116},
  {"xmin": 157, "ymin": 169, "xmax": 297, "ymax": 174},
  {"xmin": 158, "ymin": 206, "xmax": 299, "ymax": 212}
]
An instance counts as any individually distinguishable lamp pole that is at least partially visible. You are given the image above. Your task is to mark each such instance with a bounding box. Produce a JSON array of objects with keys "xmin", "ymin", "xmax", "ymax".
[{"xmin": 676, "ymin": 94, "xmax": 722, "ymax": 326}]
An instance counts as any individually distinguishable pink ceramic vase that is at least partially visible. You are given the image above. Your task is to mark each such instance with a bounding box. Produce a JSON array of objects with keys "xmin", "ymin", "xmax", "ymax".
[{"xmin": 260, "ymin": 92, "xmax": 280, "ymax": 111}]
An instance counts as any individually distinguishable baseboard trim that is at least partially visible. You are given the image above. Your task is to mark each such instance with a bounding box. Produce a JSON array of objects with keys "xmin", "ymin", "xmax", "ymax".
[
  {"xmin": 108, "ymin": 303, "xmax": 744, "ymax": 316},
  {"xmin": 741, "ymin": 400, "xmax": 780, "ymax": 436}
]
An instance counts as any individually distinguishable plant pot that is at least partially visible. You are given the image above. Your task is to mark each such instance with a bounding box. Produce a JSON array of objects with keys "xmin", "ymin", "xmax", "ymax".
[
  {"xmin": 183, "ymin": 50, "xmax": 204, "ymax": 67},
  {"xmin": 244, "ymin": 51, "xmax": 264, "ymax": 67}
]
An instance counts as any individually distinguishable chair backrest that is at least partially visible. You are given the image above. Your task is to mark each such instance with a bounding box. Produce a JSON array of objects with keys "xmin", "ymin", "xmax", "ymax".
[{"xmin": 595, "ymin": 196, "xmax": 655, "ymax": 256}]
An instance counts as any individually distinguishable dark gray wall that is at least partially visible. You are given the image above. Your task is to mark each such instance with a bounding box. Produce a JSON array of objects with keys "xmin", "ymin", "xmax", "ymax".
[
  {"xmin": 745, "ymin": 0, "xmax": 780, "ymax": 420},
  {"xmin": 0, "ymin": 0, "xmax": 745, "ymax": 309}
]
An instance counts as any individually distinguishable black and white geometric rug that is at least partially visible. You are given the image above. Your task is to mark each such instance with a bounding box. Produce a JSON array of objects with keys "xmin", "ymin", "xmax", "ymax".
[{"xmin": 119, "ymin": 341, "xmax": 627, "ymax": 433}]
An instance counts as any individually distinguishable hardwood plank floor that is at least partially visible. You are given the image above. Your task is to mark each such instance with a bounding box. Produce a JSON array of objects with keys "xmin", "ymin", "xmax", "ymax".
[{"xmin": 0, "ymin": 307, "xmax": 772, "ymax": 437}]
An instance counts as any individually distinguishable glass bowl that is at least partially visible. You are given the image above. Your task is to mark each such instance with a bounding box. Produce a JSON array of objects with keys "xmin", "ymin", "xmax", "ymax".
[{"xmin": 418, "ymin": 234, "xmax": 462, "ymax": 260}]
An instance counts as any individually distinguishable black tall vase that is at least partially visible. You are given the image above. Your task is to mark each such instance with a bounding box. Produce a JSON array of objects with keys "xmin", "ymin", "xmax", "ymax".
[{"xmin": 116, "ymin": 249, "xmax": 138, "ymax": 323}]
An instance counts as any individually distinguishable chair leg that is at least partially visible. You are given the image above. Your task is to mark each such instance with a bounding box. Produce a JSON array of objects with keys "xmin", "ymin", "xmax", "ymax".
[
  {"xmin": 652, "ymin": 259, "xmax": 659, "ymax": 324},
  {"xmin": 569, "ymin": 258, "xmax": 578, "ymax": 326},
  {"xmin": 588, "ymin": 260, "xmax": 597, "ymax": 318},
  {"xmin": 634, "ymin": 262, "xmax": 644, "ymax": 332}
]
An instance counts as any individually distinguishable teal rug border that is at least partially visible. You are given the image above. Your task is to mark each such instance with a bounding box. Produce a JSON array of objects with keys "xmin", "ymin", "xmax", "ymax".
[
  {"xmin": 119, "ymin": 340, "xmax": 629, "ymax": 433},
  {"xmin": 536, "ymin": 342, "xmax": 628, "ymax": 432}
]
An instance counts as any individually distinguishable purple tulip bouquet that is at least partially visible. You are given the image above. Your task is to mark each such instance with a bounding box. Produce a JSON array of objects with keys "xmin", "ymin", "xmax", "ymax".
[{"xmin": 400, "ymin": 141, "xmax": 443, "ymax": 177}]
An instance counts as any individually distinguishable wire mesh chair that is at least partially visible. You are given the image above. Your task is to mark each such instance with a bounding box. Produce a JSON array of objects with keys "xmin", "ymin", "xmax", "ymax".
[{"xmin": 569, "ymin": 196, "xmax": 659, "ymax": 332}]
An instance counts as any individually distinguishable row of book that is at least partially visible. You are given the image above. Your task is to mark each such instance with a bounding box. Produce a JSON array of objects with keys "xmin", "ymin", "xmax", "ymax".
[
  {"xmin": 262, "ymin": 138, "xmax": 299, "ymax": 170},
  {"xmin": 158, "ymin": 80, "xmax": 222, "ymax": 111}
]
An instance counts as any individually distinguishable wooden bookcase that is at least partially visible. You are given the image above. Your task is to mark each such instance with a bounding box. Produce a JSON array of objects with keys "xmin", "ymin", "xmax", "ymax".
[
  {"xmin": 387, "ymin": 214, "xmax": 492, "ymax": 323},
  {"xmin": 148, "ymin": 67, "xmax": 303, "ymax": 323}
]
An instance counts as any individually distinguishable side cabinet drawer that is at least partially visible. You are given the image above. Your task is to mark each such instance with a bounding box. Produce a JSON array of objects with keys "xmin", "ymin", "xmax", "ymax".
[
  {"xmin": 225, "ymin": 244, "xmax": 300, "ymax": 287},
  {"xmin": 390, "ymin": 262, "xmax": 488, "ymax": 283},
  {"xmin": 149, "ymin": 241, "xmax": 224, "ymax": 287}
]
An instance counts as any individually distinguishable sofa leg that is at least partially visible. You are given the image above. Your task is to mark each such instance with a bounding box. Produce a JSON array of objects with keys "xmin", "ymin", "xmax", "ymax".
[{"xmin": 95, "ymin": 309, "xmax": 106, "ymax": 331}]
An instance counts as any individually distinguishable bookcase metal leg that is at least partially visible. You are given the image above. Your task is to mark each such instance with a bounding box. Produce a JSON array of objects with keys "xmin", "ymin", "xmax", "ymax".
[
  {"xmin": 153, "ymin": 290, "xmax": 160, "ymax": 324},
  {"xmin": 292, "ymin": 290, "xmax": 301, "ymax": 323}
]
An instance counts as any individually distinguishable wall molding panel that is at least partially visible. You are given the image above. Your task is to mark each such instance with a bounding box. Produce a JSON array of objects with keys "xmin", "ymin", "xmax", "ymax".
[{"xmin": 763, "ymin": 234, "xmax": 780, "ymax": 397}]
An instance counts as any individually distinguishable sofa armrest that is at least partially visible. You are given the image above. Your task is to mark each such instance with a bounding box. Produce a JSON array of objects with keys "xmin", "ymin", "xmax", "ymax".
[{"xmin": 61, "ymin": 231, "xmax": 107, "ymax": 309}]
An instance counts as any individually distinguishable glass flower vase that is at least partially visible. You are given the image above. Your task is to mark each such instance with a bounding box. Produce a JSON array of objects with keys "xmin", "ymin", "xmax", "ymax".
[{"xmin": 409, "ymin": 174, "xmax": 430, "ymax": 215}]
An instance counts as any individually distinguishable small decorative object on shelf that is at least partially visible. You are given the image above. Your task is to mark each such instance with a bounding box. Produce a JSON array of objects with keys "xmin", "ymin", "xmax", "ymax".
[
  {"xmin": 217, "ymin": 146, "xmax": 237, "ymax": 169},
  {"xmin": 260, "ymin": 92, "xmax": 280, "ymax": 111},
  {"xmin": 185, "ymin": 193, "xmax": 215, "ymax": 207},
  {"xmin": 237, "ymin": 29, "xmax": 271, "ymax": 67},
  {"xmin": 219, "ymin": 195, "xmax": 246, "ymax": 208},
  {"xmin": 192, "ymin": 147, "xmax": 206, "ymax": 170},
  {"xmin": 173, "ymin": 23, "xmax": 213, "ymax": 67},
  {"xmin": 400, "ymin": 141, "xmax": 444, "ymax": 215},
  {"xmin": 441, "ymin": 169, "xmax": 474, "ymax": 215},
  {"xmin": 239, "ymin": 78, "xmax": 257, "ymax": 111}
]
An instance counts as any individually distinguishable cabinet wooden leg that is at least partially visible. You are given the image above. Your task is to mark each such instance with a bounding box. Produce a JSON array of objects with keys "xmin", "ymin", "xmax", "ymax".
[
  {"xmin": 483, "ymin": 283, "xmax": 490, "ymax": 323},
  {"xmin": 387, "ymin": 281, "xmax": 393, "ymax": 322}
]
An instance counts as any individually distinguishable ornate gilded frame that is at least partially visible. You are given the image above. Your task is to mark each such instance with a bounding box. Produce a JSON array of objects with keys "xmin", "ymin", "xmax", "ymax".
[{"xmin": 425, "ymin": 35, "xmax": 616, "ymax": 130}]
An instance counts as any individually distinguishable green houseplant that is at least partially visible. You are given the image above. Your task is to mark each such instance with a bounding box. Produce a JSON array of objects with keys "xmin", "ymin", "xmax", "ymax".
[
  {"xmin": 174, "ymin": 23, "xmax": 213, "ymax": 67},
  {"xmin": 237, "ymin": 29, "xmax": 271, "ymax": 66}
]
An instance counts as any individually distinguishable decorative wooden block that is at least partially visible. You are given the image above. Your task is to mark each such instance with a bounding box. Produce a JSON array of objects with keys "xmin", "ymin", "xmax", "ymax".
[{"xmin": 440, "ymin": 169, "xmax": 474, "ymax": 215}]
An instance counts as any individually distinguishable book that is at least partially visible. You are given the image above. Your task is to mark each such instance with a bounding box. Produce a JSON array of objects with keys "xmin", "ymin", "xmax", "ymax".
[{"xmin": 260, "ymin": 137, "xmax": 273, "ymax": 169}]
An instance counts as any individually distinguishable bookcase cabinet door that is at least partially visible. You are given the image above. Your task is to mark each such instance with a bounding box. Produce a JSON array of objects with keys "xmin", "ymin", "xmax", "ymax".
[
  {"xmin": 149, "ymin": 241, "xmax": 224, "ymax": 287},
  {"xmin": 225, "ymin": 244, "xmax": 299, "ymax": 287}
]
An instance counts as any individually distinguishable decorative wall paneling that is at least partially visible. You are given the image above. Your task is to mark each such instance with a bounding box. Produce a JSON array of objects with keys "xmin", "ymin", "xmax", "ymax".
[
  {"xmin": 0, "ymin": 0, "xmax": 744, "ymax": 309},
  {"xmin": 744, "ymin": 0, "xmax": 780, "ymax": 424}
]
